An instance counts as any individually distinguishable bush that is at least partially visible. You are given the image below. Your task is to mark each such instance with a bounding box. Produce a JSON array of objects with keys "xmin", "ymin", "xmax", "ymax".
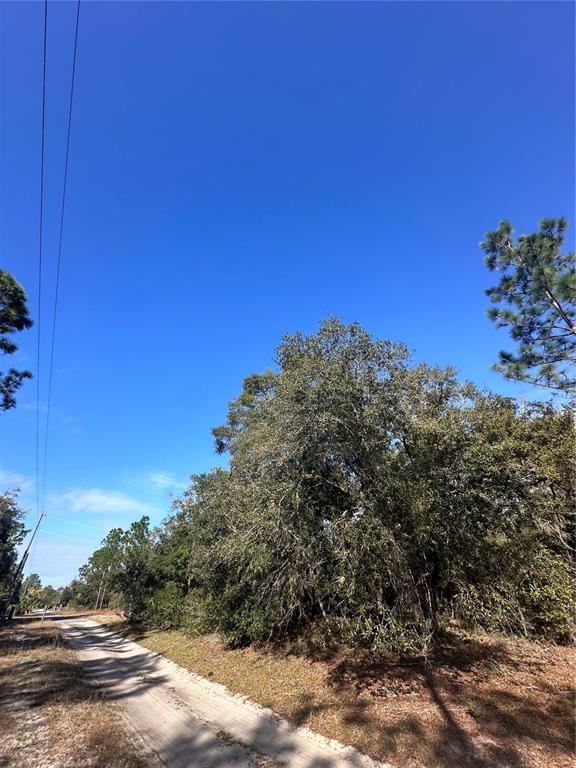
[{"xmin": 145, "ymin": 582, "xmax": 186, "ymax": 629}]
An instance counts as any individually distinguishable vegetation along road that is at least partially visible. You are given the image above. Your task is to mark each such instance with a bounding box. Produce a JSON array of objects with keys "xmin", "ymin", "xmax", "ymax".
[{"xmin": 58, "ymin": 615, "xmax": 391, "ymax": 768}]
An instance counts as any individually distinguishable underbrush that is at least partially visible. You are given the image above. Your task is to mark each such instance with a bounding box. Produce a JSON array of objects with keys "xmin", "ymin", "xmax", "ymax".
[{"xmin": 96, "ymin": 613, "xmax": 575, "ymax": 768}]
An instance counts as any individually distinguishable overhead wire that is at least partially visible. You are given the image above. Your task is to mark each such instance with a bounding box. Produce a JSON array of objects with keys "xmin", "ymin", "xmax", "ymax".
[
  {"xmin": 34, "ymin": 0, "xmax": 48, "ymax": 523},
  {"xmin": 23, "ymin": 1, "xmax": 82, "ymax": 586},
  {"xmin": 41, "ymin": 0, "xmax": 81, "ymax": 514},
  {"xmin": 41, "ymin": 528, "xmax": 94, "ymax": 545},
  {"xmin": 46, "ymin": 513, "xmax": 104, "ymax": 532}
]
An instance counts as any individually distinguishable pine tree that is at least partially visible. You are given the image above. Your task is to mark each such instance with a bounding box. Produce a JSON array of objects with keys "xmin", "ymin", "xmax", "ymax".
[
  {"xmin": 481, "ymin": 218, "xmax": 575, "ymax": 392},
  {"xmin": 0, "ymin": 270, "xmax": 33, "ymax": 410}
]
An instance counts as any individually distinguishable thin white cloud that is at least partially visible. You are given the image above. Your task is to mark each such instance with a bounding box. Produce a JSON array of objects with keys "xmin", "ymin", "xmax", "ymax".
[
  {"xmin": 0, "ymin": 469, "xmax": 33, "ymax": 493},
  {"xmin": 17, "ymin": 402, "xmax": 80, "ymax": 431},
  {"xmin": 53, "ymin": 488, "xmax": 154, "ymax": 516},
  {"xmin": 18, "ymin": 401, "xmax": 47, "ymax": 412},
  {"xmin": 147, "ymin": 471, "xmax": 186, "ymax": 491}
]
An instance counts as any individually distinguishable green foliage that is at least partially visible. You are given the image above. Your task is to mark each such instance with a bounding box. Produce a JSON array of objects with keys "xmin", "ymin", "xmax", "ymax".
[
  {"xmin": 114, "ymin": 517, "xmax": 156, "ymax": 617},
  {"xmin": 18, "ymin": 587, "xmax": 43, "ymax": 613},
  {"xmin": 174, "ymin": 320, "xmax": 575, "ymax": 648},
  {"xmin": 23, "ymin": 573, "xmax": 42, "ymax": 591},
  {"xmin": 69, "ymin": 319, "xmax": 575, "ymax": 650},
  {"xmin": 18, "ymin": 574, "xmax": 64, "ymax": 613},
  {"xmin": 19, "ymin": 574, "xmax": 43, "ymax": 613},
  {"xmin": 145, "ymin": 581, "xmax": 186, "ymax": 629},
  {"xmin": 516, "ymin": 545, "xmax": 574, "ymax": 641},
  {"xmin": 481, "ymin": 218, "xmax": 576, "ymax": 392},
  {"xmin": 69, "ymin": 517, "xmax": 156, "ymax": 618},
  {"xmin": 0, "ymin": 491, "xmax": 28, "ymax": 618},
  {"xmin": 60, "ymin": 577, "xmax": 107, "ymax": 609},
  {"xmin": 0, "ymin": 270, "xmax": 33, "ymax": 410},
  {"xmin": 39, "ymin": 584, "xmax": 62, "ymax": 607}
]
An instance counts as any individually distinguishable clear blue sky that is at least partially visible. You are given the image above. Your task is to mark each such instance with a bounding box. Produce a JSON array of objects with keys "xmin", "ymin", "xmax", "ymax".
[{"xmin": 1, "ymin": 1, "xmax": 574, "ymax": 587}]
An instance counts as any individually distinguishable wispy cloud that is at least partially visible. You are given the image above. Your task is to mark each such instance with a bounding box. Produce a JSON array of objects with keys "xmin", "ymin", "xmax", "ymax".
[
  {"xmin": 18, "ymin": 402, "xmax": 47, "ymax": 413},
  {"xmin": 52, "ymin": 488, "xmax": 154, "ymax": 516},
  {"xmin": 0, "ymin": 469, "xmax": 33, "ymax": 493},
  {"xmin": 18, "ymin": 402, "xmax": 81, "ymax": 432},
  {"xmin": 147, "ymin": 471, "xmax": 187, "ymax": 491}
]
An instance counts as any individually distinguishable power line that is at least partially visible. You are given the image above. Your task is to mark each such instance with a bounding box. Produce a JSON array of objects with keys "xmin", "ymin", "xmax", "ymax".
[
  {"xmin": 40, "ymin": 528, "xmax": 93, "ymax": 545},
  {"xmin": 4, "ymin": 2, "xmax": 82, "ymax": 615},
  {"xmin": 41, "ymin": 0, "xmax": 81, "ymax": 513},
  {"xmin": 35, "ymin": 0, "xmax": 48, "ymax": 522},
  {"xmin": 3, "ymin": 511, "xmax": 45, "ymax": 619},
  {"xmin": 46, "ymin": 512, "xmax": 104, "ymax": 532}
]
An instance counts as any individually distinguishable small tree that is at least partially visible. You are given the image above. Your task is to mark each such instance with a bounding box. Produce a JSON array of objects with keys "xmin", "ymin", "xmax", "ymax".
[
  {"xmin": 0, "ymin": 491, "xmax": 28, "ymax": 619},
  {"xmin": 75, "ymin": 519, "xmax": 155, "ymax": 617},
  {"xmin": 481, "ymin": 218, "xmax": 575, "ymax": 392},
  {"xmin": 0, "ymin": 270, "xmax": 33, "ymax": 410},
  {"xmin": 116, "ymin": 517, "xmax": 155, "ymax": 618},
  {"xmin": 19, "ymin": 574, "xmax": 43, "ymax": 613},
  {"xmin": 39, "ymin": 584, "xmax": 61, "ymax": 608}
]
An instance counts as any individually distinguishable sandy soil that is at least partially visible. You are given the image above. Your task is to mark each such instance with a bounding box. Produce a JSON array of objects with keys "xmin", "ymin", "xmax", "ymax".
[{"xmin": 58, "ymin": 616, "xmax": 391, "ymax": 768}]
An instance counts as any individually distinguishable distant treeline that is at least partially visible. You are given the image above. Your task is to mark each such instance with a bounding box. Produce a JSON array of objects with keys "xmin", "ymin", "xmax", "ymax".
[{"xmin": 63, "ymin": 319, "xmax": 575, "ymax": 651}]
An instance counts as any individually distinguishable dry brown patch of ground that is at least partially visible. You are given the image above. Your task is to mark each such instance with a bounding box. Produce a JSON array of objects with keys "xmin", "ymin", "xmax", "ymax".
[
  {"xmin": 98, "ymin": 615, "xmax": 575, "ymax": 768},
  {"xmin": 0, "ymin": 619, "xmax": 147, "ymax": 768}
]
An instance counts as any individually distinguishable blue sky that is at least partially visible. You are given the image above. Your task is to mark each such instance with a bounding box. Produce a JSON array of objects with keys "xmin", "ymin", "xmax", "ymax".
[{"xmin": 1, "ymin": 1, "xmax": 574, "ymax": 587}]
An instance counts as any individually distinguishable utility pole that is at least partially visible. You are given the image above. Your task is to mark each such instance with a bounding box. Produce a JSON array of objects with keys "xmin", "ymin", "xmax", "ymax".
[{"xmin": 2, "ymin": 512, "xmax": 45, "ymax": 621}]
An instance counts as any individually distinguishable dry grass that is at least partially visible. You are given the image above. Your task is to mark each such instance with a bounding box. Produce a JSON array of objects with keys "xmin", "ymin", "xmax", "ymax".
[
  {"xmin": 98, "ymin": 614, "xmax": 576, "ymax": 768},
  {"xmin": 0, "ymin": 619, "xmax": 147, "ymax": 768}
]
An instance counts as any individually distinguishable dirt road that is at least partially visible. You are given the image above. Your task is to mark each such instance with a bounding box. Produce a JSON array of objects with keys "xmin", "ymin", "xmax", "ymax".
[{"xmin": 58, "ymin": 617, "xmax": 390, "ymax": 768}]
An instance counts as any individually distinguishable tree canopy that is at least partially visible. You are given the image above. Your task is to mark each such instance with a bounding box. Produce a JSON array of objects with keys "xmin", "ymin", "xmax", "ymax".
[
  {"xmin": 67, "ymin": 319, "xmax": 575, "ymax": 650},
  {"xmin": 0, "ymin": 270, "xmax": 33, "ymax": 411},
  {"xmin": 0, "ymin": 491, "xmax": 28, "ymax": 619},
  {"xmin": 481, "ymin": 218, "xmax": 576, "ymax": 392},
  {"xmin": 18, "ymin": 574, "xmax": 64, "ymax": 613}
]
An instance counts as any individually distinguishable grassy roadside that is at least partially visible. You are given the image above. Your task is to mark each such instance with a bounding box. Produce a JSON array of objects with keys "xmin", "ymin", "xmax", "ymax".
[
  {"xmin": 0, "ymin": 619, "xmax": 147, "ymax": 768},
  {"xmin": 96, "ymin": 613, "xmax": 575, "ymax": 768}
]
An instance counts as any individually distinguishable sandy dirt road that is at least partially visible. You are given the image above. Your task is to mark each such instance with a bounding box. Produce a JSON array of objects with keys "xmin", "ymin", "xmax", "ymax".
[{"xmin": 58, "ymin": 617, "xmax": 391, "ymax": 768}]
